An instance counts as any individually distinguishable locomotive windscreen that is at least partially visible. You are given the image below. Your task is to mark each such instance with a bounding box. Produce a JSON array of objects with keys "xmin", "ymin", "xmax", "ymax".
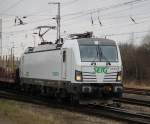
[{"xmin": 79, "ymin": 45, "xmax": 118, "ymax": 62}]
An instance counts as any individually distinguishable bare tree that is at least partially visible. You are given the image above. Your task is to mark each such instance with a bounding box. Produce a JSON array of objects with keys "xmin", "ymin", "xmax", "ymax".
[{"xmin": 119, "ymin": 35, "xmax": 150, "ymax": 84}]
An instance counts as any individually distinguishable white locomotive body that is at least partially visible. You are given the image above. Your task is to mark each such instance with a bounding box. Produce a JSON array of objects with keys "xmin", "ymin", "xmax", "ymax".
[{"xmin": 19, "ymin": 38, "xmax": 123, "ymax": 101}]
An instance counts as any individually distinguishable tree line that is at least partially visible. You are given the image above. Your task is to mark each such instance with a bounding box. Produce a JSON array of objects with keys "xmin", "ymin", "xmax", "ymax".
[{"xmin": 119, "ymin": 35, "xmax": 150, "ymax": 84}]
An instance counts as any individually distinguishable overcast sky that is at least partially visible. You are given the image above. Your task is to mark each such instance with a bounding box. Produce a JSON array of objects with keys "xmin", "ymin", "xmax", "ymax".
[{"xmin": 1, "ymin": 0, "xmax": 150, "ymax": 56}]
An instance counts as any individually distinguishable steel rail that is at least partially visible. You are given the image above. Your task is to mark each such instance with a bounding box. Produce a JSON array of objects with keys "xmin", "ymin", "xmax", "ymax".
[
  {"xmin": 85, "ymin": 105, "xmax": 150, "ymax": 124},
  {"xmin": 124, "ymin": 87, "xmax": 150, "ymax": 95},
  {"xmin": 114, "ymin": 97, "xmax": 150, "ymax": 107},
  {"xmin": 0, "ymin": 90, "xmax": 150, "ymax": 124}
]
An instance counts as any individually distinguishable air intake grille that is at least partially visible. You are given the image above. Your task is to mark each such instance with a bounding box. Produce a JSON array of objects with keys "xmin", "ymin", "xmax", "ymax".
[
  {"xmin": 82, "ymin": 72, "xmax": 97, "ymax": 82},
  {"xmin": 103, "ymin": 72, "xmax": 117, "ymax": 82}
]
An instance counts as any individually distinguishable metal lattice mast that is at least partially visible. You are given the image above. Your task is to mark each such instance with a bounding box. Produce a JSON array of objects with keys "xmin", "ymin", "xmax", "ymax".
[
  {"xmin": 48, "ymin": 2, "xmax": 61, "ymax": 43},
  {"xmin": 0, "ymin": 18, "xmax": 2, "ymax": 56}
]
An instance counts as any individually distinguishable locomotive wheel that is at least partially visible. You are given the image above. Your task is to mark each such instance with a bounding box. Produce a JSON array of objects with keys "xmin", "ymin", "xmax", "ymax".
[{"xmin": 70, "ymin": 93, "xmax": 79, "ymax": 105}]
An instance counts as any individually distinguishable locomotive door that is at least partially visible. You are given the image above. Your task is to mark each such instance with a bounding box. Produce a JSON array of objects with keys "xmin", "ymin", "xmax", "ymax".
[{"xmin": 62, "ymin": 49, "xmax": 72, "ymax": 80}]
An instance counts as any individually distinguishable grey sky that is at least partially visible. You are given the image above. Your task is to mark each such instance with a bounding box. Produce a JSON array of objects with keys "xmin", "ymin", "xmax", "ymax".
[{"xmin": 0, "ymin": 0, "xmax": 150, "ymax": 56}]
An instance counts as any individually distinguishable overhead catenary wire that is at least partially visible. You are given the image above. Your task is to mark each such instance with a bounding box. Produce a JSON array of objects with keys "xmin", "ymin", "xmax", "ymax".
[
  {"xmin": 3, "ymin": 20, "xmax": 150, "ymax": 36},
  {"xmin": 0, "ymin": 0, "xmax": 79, "ymax": 16},
  {"xmin": 61, "ymin": 0, "xmax": 149, "ymax": 18},
  {"xmin": 60, "ymin": 18, "xmax": 150, "ymax": 39},
  {"xmin": 3, "ymin": 17, "xmax": 53, "ymax": 29},
  {"xmin": 1, "ymin": 0, "xmax": 150, "ymax": 36},
  {"xmin": 4, "ymin": 9, "xmax": 150, "ymax": 29},
  {"xmin": 0, "ymin": 0, "xmax": 149, "ymax": 18},
  {"xmin": 1, "ymin": 0, "xmax": 150, "ymax": 57},
  {"xmin": 61, "ymin": 0, "xmax": 150, "ymax": 24},
  {"xmin": 2, "ymin": 20, "xmax": 150, "ymax": 38},
  {"xmin": 61, "ymin": 14, "xmax": 150, "ymax": 30},
  {"xmin": 3, "ymin": 12, "xmax": 150, "ymax": 36},
  {"xmin": 0, "ymin": 0, "xmax": 24, "ymax": 14},
  {"xmin": 4, "ymin": 5, "xmax": 150, "ymax": 31},
  {"xmin": 1, "ymin": 0, "xmax": 150, "ymax": 23},
  {"xmin": 61, "ymin": 0, "xmax": 80, "ymax": 6}
]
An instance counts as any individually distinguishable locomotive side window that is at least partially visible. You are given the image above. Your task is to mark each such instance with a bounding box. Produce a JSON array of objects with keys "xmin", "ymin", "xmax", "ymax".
[{"xmin": 63, "ymin": 51, "xmax": 66, "ymax": 62}]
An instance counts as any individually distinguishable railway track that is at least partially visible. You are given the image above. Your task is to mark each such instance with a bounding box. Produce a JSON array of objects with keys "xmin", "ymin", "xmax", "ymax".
[
  {"xmin": 124, "ymin": 87, "xmax": 150, "ymax": 95},
  {"xmin": 117, "ymin": 87, "xmax": 150, "ymax": 107},
  {"xmin": 0, "ymin": 90, "xmax": 150, "ymax": 124},
  {"xmin": 114, "ymin": 97, "xmax": 150, "ymax": 107}
]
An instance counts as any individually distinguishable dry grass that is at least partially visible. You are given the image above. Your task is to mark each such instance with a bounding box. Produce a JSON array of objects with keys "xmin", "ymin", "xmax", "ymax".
[
  {"xmin": 122, "ymin": 103, "xmax": 150, "ymax": 114},
  {"xmin": 0, "ymin": 99, "xmax": 59, "ymax": 124},
  {"xmin": 123, "ymin": 81, "xmax": 150, "ymax": 90},
  {"xmin": 0, "ymin": 99, "xmax": 125, "ymax": 124}
]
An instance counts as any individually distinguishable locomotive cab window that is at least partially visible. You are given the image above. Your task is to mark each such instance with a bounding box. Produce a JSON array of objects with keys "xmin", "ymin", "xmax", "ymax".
[
  {"xmin": 79, "ymin": 45, "xmax": 118, "ymax": 62},
  {"xmin": 63, "ymin": 51, "xmax": 66, "ymax": 62}
]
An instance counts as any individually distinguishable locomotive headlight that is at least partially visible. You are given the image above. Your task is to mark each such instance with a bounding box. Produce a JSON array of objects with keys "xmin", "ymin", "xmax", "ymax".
[
  {"xmin": 76, "ymin": 75, "xmax": 81, "ymax": 81},
  {"xmin": 117, "ymin": 75, "xmax": 121, "ymax": 81},
  {"xmin": 75, "ymin": 70, "xmax": 82, "ymax": 81},
  {"xmin": 116, "ymin": 71, "xmax": 122, "ymax": 81}
]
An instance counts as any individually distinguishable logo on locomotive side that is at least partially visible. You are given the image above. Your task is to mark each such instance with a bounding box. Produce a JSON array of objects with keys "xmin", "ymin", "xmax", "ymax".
[
  {"xmin": 94, "ymin": 66, "xmax": 108, "ymax": 74},
  {"xmin": 52, "ymin": 72, "xmax": 59, "ymax": 76}
]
